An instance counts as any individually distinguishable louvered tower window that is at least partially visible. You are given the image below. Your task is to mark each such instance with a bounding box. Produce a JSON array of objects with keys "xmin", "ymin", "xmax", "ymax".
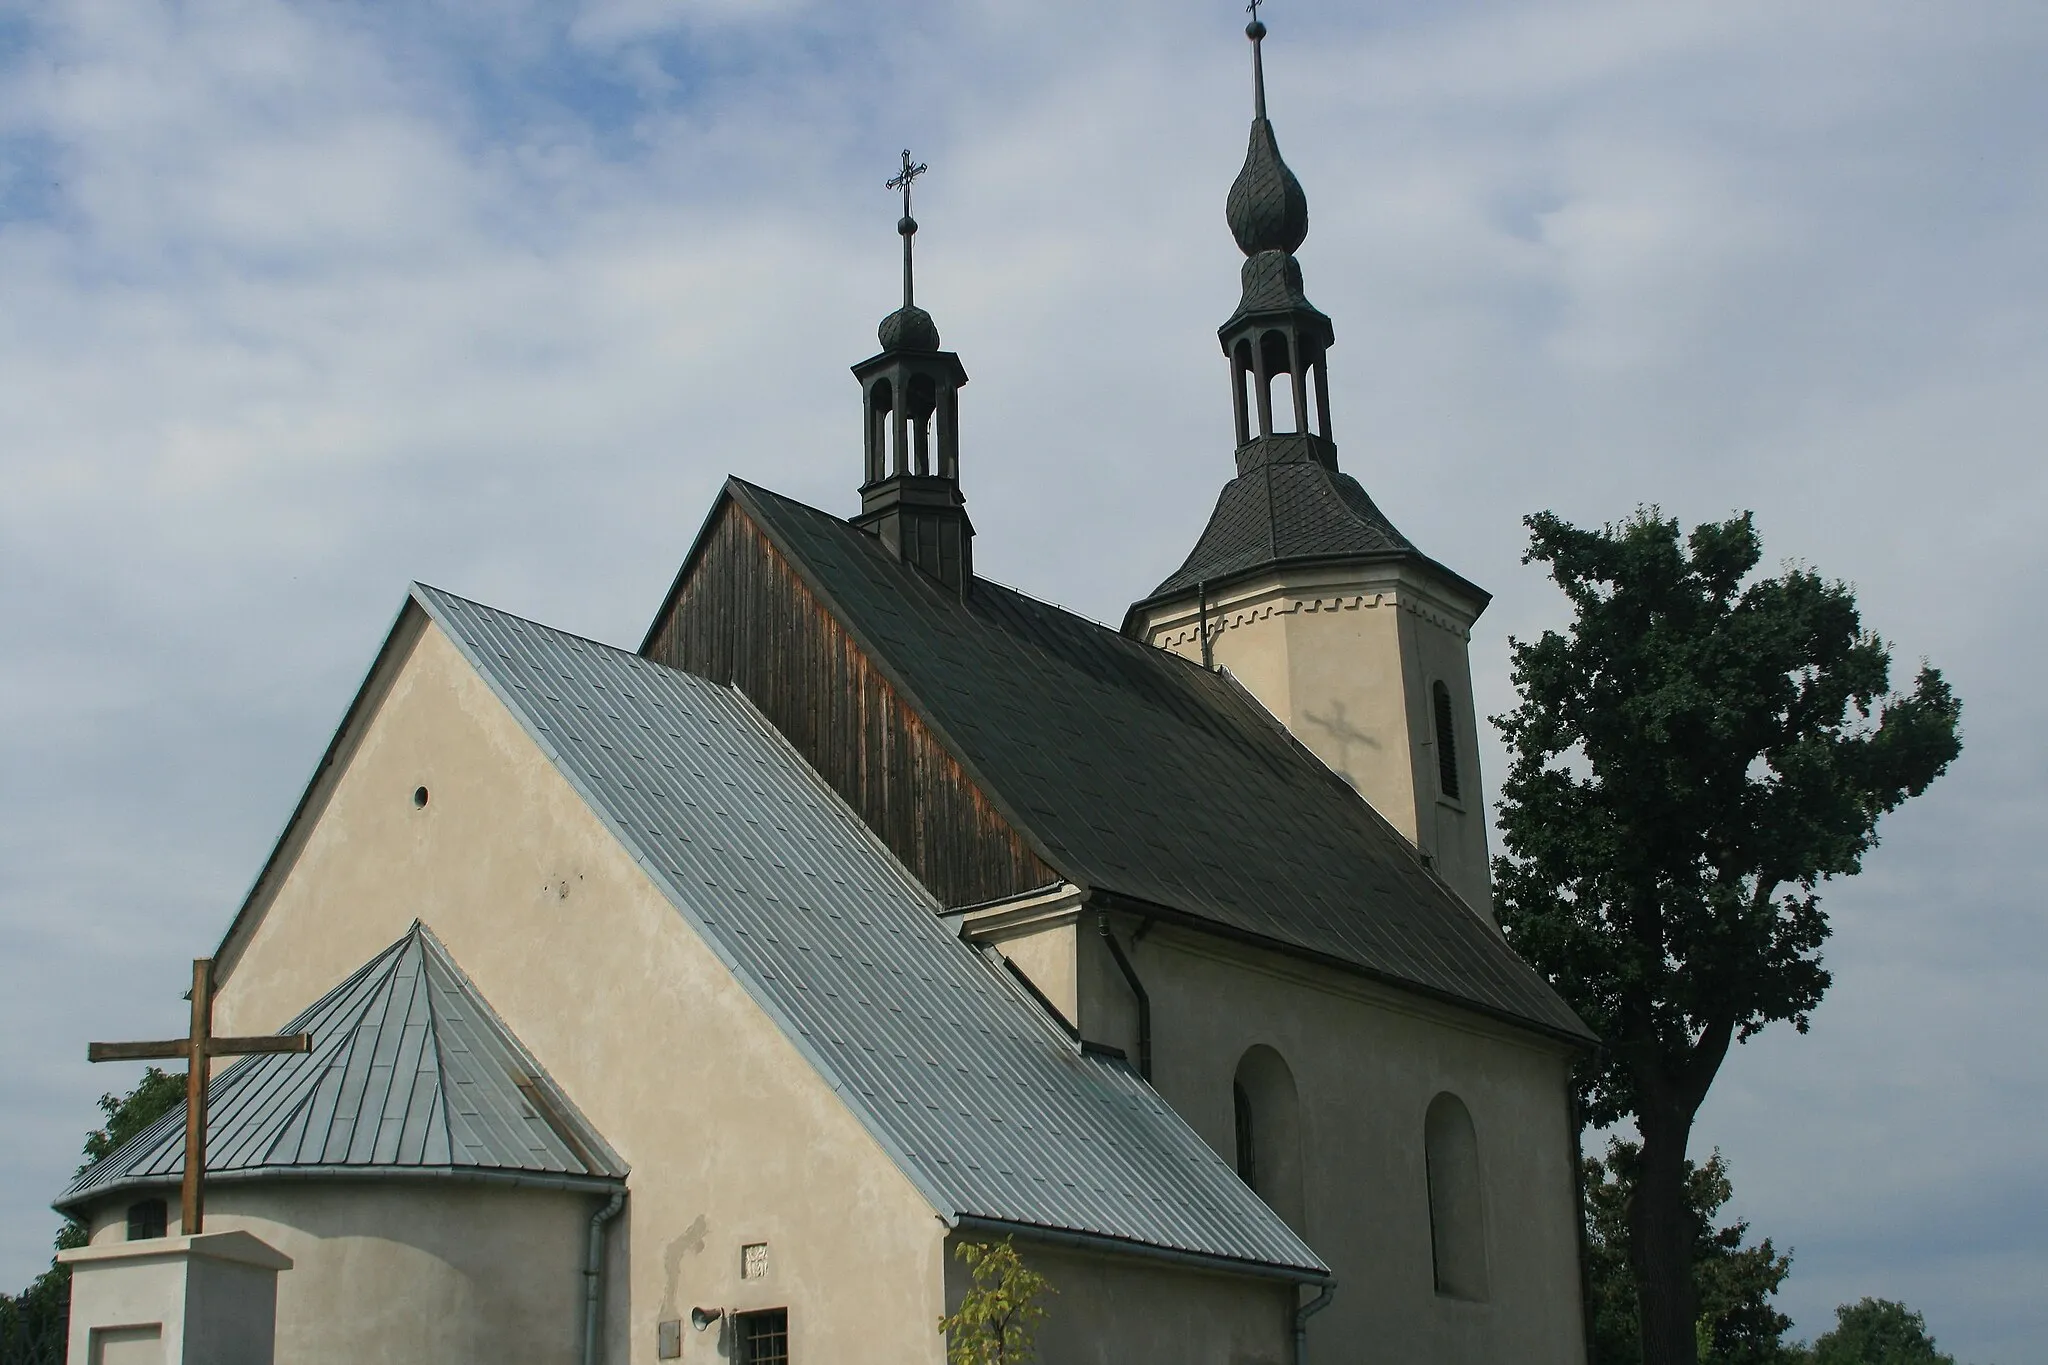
[{"xmin": 1432, "ymin": 681, "xmax": 1461, "ymax": 800}]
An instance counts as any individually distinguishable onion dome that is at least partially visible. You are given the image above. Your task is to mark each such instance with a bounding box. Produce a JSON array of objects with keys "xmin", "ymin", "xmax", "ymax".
[
  {"xmin": 878, "ymin": 303, "xmax": 941, "ymax": 352},
  {"xmin": 1228, "ymin": 120, "xmax": 1309, "ymax": 257}
]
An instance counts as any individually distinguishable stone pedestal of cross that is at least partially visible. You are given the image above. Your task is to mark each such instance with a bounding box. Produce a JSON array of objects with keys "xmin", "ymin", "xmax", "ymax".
[{"xmin": 88, "ymin": 958, "xmax": 310, "ymax": 1235}]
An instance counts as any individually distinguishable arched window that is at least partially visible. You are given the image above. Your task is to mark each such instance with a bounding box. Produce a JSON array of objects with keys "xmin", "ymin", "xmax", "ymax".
[
  {"xmin": 865, "ymin": 378, "xmax": 894, "ymax": 484},
  {"xmin": 1424, "ymin": 1092, "xmax": 1488, "ymax": 1300},
  {"xmin": 1233, "ymin": 1045, "xmax": 1305, "ymax": 1232},
  {"xmin": 1432, "ymin": 681, "xmax": 1461, "ymax": 801}
]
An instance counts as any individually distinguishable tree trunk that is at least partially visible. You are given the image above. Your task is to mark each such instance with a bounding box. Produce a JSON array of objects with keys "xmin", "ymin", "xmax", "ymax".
[{"xmin": 1628, "ymin": 1105, "xmax": 1700, "ymax": 1365}]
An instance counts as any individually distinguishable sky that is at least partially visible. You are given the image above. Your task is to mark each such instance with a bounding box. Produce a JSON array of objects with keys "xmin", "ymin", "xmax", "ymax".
[{"xmin": 1, "ymin": 0, "xmax": 2043, "ymax": 1357}]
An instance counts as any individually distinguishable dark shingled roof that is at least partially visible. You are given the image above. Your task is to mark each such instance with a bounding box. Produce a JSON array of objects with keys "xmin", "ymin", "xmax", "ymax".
[
  {"xmin": 1142, "ymin": 458, "xmax": 1421, "ymax": 602},
  {"xmin": 718, "ymin": 480, "xmax": 1590, "ymax": 1045}
]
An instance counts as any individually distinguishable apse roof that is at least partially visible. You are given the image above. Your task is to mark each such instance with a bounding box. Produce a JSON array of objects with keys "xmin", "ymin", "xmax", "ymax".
[
  {"xmin": 57, "ymin": 923, "xmax": 624, "ymax": 1213},
  {"xmin": 407, "ymin": 586, "xmax": 1326, "ymax": 1279},
  {"xmin": 708, "ymin": 480, "xmax": 1589, "ymax": 1046}
]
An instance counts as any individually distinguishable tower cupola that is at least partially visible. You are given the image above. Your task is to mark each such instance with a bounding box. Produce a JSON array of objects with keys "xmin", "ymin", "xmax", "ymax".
[
  {"xmin": 1124, "ymin": 11, "xmax": 1498, "ymax": 918},
  {"xmin": 852, "ymin": 149, "xmax": 974, "ymax": 595},
  {"xmin": 1221, "ymin": 13, "xmax": 1337, "ymax": 472}
]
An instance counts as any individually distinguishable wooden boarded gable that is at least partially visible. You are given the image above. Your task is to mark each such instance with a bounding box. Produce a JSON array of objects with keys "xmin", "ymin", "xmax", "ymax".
[{"xmin": 643, "ymin": 494, "xmax": 1056, "ymax": 909}]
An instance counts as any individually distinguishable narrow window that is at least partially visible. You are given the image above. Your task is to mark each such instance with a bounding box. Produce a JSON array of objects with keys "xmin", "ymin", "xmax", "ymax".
[
  {"xmin": 1425, "ymin": 1092, "xmax": 1488, "ymax": 1300},
  {"xmin": 1233, "ymin": 1045, "xmax": 1305, "ymax": 1232},
  {"xmin": 1432, "ymin": 681, "xmax": 1461, "ymax": 800},
  {"xmin": 737, "ymin": 1309, "xmax": 789, "ymax": 1365},
  {"xmin": 1233, "ymin": 1081, "xmax": 1258, "ymax": 1188},
  {"xmin": 126, "ymin": 1199, "xmax": 168, "ymax": 1240}
]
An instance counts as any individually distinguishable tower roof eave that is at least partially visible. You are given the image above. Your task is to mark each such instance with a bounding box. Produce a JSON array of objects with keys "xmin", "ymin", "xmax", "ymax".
[{"xmin": 1122, "ymin": 461, "xmax": 1491, "ymax": 635}]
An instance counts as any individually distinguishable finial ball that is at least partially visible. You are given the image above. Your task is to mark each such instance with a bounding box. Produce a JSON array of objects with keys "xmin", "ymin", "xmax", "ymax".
[
  {"xmin": 898, "ymin": 215, "xmax": 918, "ymax": 237},
  {"xmin": 1246, "ymin": 19, "xmax": 1266, "ymax": 39}
]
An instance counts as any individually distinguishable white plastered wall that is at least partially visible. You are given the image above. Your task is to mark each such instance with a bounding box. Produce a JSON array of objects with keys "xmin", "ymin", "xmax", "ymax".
[
  {"xmin": 1137, "ymin": 562, "xmax": 1495, "ymax": 919},
  {"xmin": 204, "ymin": 615, "xmax": 951, "ymax": 1364},
  {"xmin": 941, "ymin": 1238, "xmax": 1295, "ymax": 1365},
  {"xmin": 973, "ymin": 907, "xmax": 1588, "ymax": 1365},
  {"xmin": 84, "ymin": 1185, "xmax": 586, "ymax": 1365}
]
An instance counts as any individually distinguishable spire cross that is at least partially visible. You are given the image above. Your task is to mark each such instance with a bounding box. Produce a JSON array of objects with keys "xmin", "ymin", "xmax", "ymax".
[
  {"xmin": 886, "ymin": 148, "xmax": 927, "ymax": 218},
  {"xmin": 885, "ymin": 148, "xmax": 929, "ymax": 309},
  {"xmin": 87, "ymin": 958, "xmax": 311, "ymax": 1235}
]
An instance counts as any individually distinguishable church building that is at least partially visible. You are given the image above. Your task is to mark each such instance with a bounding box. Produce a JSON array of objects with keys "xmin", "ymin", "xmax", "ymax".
[{"xmin": 57, "ymin": 17, "xmax": 1595, "ymax": 1365}]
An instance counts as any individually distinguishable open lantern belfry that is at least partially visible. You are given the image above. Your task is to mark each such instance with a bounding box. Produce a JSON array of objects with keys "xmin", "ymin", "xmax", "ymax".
[{"xmin": 87, "ymin": 958, "xmax": 311, "ymax": 1235}]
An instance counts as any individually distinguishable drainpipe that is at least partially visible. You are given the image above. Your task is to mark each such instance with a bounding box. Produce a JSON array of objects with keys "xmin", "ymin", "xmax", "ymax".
[
  {"xmin": 1294, "ymin": 1281, "xmax": 1335, "ymax": 1364},
  {"xmin": 582, "ymin": 1187, "xmax": 626, "ymax": 1365},
  {"xmin": 1097, "ymin": 912, "xmax": 1152, "ymax": 1081}
]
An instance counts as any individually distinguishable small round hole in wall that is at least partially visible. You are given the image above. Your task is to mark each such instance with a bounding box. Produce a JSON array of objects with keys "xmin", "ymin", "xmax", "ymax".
[{"xmin": 413, "ymin": 786, "xmax": 429, "ymax": 809}]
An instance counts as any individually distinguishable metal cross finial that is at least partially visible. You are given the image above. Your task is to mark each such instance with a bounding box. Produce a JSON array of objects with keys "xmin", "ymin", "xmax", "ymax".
[
  {"xmin": 886, "ymin": 149, "xmax": 929, "ymax": 310},
  {"xmin": 1245, "ymin": 0, "xmax": 1264, "ymax": 20},
  {"xmin": 886, "ymin": 148, "xmax": 928, "ymax": 220}
]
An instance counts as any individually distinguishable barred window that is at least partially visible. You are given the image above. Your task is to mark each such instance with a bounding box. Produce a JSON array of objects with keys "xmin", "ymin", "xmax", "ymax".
[
  {"xmin": 126, "ymin": 1199, "xmax": 168, "ymax": 1241},
  {"xmin": 1432, "ymin": 681, "xmax": 1461, "ymax": 800},
  {"xmin": 739, "ymin": 1309, "xmax": 789, "ymax": 1365}
]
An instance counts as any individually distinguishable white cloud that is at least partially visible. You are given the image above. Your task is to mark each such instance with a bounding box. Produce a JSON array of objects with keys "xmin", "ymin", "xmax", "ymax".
[{"xmin": 2, "ymin": 2, "xmax": 2043, "ymax": 1357}]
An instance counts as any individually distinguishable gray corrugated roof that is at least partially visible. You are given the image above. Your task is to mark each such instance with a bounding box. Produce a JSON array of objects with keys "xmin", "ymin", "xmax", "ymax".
[
  {"xmin": 58, "ymin": 923, "xmax": 624, "ymax": 1213},
  {"xmin": 717, "ymin": 481, "xmax": 1590, "ymax": 1045},
  {"xmin": 413, "ymin": 584, "xmax": 1327, "ymax": 1279}
]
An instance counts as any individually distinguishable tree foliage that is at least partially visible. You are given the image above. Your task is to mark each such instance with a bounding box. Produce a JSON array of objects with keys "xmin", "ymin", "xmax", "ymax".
[
  {"xmin": 937, "ymin": 1238, "xmax": 1054, "ymax": 1365},
  {"xmin": 1495, "ymin": 509, "xmax": 1961, "ymax": 1365},
  {"xmin": 1584, "ymin": 1138, "xmax": 1801, "ymax": 1365},
  {"xmin": 0, "ymin": 1067, "xmax": 186, "ymax": 1365},
  {"xmin": 1810, "ymin": 1299, "xmax": 1957, "ymax": 1365}
]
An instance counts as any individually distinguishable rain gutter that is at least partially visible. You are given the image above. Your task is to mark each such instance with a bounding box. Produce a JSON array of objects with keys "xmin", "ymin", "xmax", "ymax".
[{"xmin": 952, "ymin": 1215, "xmax": 1328, "ymax": 1287}]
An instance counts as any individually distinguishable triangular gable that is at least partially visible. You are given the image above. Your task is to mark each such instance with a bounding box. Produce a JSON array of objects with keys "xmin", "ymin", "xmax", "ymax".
[{"xmin": 641, "ymin": 486, "xmax": 1063, "ymax": 909}]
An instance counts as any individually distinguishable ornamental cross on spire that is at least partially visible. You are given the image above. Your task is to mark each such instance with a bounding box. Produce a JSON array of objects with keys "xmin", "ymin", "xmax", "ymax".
[
  {"xmin": 887, "ymin": 149, "xmax": 927, "ymax": 221},
  {"xmin": 1245, "ymin": 0, "xmax": 1264, "ymax": 21},
  {"xmin": 886, "ymin": 148, "xmax": 929, "ymax": 309}
]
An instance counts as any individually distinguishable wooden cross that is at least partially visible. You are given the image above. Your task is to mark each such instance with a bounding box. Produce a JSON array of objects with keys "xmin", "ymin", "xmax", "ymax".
[{"xmin": 87, "ymin": 958, "xmax": 310, "ymax": 1236}]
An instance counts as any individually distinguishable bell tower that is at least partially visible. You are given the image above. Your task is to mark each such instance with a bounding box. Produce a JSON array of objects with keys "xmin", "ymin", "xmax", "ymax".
[
  {"xmin": 852, "ymin": 149, "xmax": 974, "ymax": 595},
  {"xmin": 1123, "ymin": 15, "xmax": 1497, "ymax": 918}
]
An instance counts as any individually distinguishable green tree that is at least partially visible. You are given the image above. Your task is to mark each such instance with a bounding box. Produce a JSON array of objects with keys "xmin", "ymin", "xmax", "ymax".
[
  {"xmin": 0, "ymin": 1067, "xmax": 186, "ymax": 1364},
  {"xmin": 1811, "ymin": 1299, "xmax": 1956, "ymax": 1365},
  {"xmin": 1584, "ymin": 1138, "xmax": 1801, "ymax": 1365},
  {"xmin": 1494, "ymin": 510, "xmax": 1961, "ymax": 1365},
  {"xmin": 937, "ymin": 1238, "xmax": 1054, "ymax": 1365}
]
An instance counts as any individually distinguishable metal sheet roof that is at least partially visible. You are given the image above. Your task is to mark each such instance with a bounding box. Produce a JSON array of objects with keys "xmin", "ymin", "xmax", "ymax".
[
  {"xmin": 59, "ymin": 922, "xmax": 625, "ymax": 1212},
  {"xmin": 413, "ymin": 584, "xmax": 1327, "ymax": 1279}
]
